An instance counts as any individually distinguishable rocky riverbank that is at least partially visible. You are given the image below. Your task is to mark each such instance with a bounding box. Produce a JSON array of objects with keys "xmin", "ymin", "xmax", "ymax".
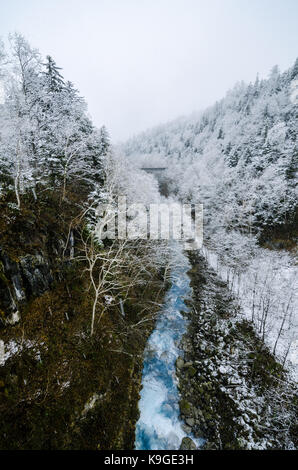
[{"xmin": 176, "ymin": 251, "xmax": 297, "ymax": 450}]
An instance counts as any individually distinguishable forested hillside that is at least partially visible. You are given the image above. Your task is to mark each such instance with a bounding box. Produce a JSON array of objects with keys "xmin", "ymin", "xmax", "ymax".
[
  {"xmin": 0, "ymin": 34, "xmax": 110, "ymax": 206},
  {"xmin": 124, "ymin": 61, "xmax": 298, "ymax": 375},
  {"xmin": 124, "ymin": 60, "xmax": 298, "ymax": 242},
  {"xmin": 0, "ymin": 34, "xmax": 168, "ymax": 449}
]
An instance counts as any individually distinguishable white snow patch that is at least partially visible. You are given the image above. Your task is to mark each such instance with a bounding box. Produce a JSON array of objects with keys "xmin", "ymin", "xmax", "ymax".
[
  {"xmin": 201, "ymin": 242, "xmax": 298, "ymax": 380},
  {"xmin": 0, "ymin": 339, "xmax": 44, "ymax": 366}
]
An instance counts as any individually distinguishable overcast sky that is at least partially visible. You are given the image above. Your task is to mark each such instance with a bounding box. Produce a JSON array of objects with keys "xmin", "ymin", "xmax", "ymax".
[{"xmin": 1, "ymin": 0, "xmax": 298, "ymax": 141}]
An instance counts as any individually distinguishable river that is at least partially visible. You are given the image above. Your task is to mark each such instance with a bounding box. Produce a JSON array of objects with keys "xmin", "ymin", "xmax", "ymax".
[{"xmin": 135, "ymin": 243, "xmax": 202, "ymax": 450}]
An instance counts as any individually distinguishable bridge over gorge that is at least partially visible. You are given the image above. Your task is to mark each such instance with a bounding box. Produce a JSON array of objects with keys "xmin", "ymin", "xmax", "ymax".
[{"xmin": 141, "ymin": 167, "xmax": 167, "ymax": 173}]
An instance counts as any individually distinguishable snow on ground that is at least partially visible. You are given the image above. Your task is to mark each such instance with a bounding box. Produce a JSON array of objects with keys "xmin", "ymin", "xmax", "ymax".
[
  {"xmin": 201, "ymin": 242, "xmax": 298, "ymax": 380},
  {"xmin": 0, "ymin": 338, "xmax": 43, "ymax": 366}
]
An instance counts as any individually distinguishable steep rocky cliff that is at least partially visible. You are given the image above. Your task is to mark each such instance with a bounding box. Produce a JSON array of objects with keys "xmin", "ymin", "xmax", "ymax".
[{"xmin": 0, "ymin": 190, "xmax": 166, "ymax": 449}]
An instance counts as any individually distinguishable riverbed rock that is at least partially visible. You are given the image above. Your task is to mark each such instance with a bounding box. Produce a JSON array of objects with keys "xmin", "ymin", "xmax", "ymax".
[
  {"xmin": 186, "ymin": 366, "xmax": 196, "ymax": 377},
  {"xmin": 179, "ymin": 437, "xmax": 197, "ymax": 450},
  {"xmin": 183, "ymin": 361, "xmax": 194, "ymax": 368},
  {"xmin": 176, "ymin": 356, "xmax": 184, "ymax": 369},
  {"xmin": 204, "ymin": 441, "xmax": 217, "ymax": 450},
  {"xmin": 181, "ymin": 423, "xmax": 191, "ymax": 434},
  {"xmin": 185, "ymin": 417, "xmax": 195, "ymax": 427},
  {"xmin": 194, "ymin": 428, "xmax": 205, "ymax": 439},
  {"xmin": 179, "ymin": 399, "xmax": 193, "ymax": 417}
]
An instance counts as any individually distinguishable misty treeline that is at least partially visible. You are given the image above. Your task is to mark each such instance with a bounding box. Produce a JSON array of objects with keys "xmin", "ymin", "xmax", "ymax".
[
  {"xmin": 0, "ymin": 33, "xmax": 110, "ymax": 208},
  {"xmin": 124, "ymin": 60, "xmax": 298, "ymax": 373},
  {"xmin": 125, "ymin": 59, "xmax": 298, "ymax": 238}
]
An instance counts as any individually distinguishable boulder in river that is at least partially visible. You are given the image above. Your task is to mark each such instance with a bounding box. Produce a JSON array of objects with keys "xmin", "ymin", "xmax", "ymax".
[
  {"xmin": 176, "ymin": 356, "xmax": 184, "ymax": 369},
  {"xmin": 179, "ymin": 437, "xmax": 197, "ymax": 450}
]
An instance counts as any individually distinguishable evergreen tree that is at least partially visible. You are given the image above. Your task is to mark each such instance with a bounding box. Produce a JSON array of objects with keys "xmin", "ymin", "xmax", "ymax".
[
  {"xmin": 44, "ymin": 55, "xmax": 64, "ymax": 92},
  {"xmin": 98, "ymin": 126, "xmax": 110, "ymax": 156},
  {"xmin": 291, "ymin": 57, "xmax": 298, "ymax": 80}
]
